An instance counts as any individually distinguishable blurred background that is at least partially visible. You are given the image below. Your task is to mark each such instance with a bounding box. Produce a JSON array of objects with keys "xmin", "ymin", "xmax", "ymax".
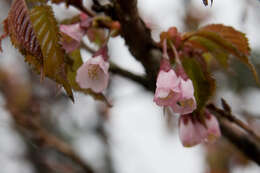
[{"xmin": 0, "ymin": 0, "xmax": 260, "ymax": 172}]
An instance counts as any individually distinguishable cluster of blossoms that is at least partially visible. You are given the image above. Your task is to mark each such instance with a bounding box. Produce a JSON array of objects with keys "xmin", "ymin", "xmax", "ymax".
[
  {"xmin": 60, "ymin": 15, "xmax": 220, "ymax": 147},
  {"xmin": 154, "ymin": 57, "xmax": 221, "ymax": 147},
  {"xmin": 60, "ymin": 13, "xmax": 111, "ymax": 93},
  {"xmin": 60, "ymin": 13, "xmax": 91, "ymax": 53}
]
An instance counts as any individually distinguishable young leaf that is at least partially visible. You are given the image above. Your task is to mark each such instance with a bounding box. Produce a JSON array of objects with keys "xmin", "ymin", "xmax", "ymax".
[
  {"xmin": 3, "ymin": 0, "xmax": 43, "ymax": 60},
  {"xmin": 187, "ymin": 36, "xmax": 229, "ymax": 68},
  {"xmin": 181, "ymin": 56, "xmax": 216, "ymax": 111},
  {"xmin": 2, "ymin": 0, "xmax": 74, "ymax": 100},
  {"xmin": 183, "ymin": 24, "xmax": 259, "ymax": 84},
  {"xmin": 29, "ymin": 5, "xmax": 74, "ymax": 100}
]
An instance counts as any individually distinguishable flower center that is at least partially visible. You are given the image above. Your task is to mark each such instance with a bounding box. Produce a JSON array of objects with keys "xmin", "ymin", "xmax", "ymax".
[
  {"xmin": 160, "ymin": 91, "xmax": 178, "ymax": 100},
  {"xmin": 88, "ymin": 65, "xmax": 100, "ymax": 80},
  {"xmin": 177, "ymin": 99, "xmax": 194, "ymax": 108}
]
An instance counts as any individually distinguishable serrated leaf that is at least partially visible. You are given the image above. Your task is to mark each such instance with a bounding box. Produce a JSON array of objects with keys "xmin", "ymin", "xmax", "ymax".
[
  {"xmin": 183, "ymin": 24, "xmax": 259, "ymax": 84},
  {"xmin": 2, "ymin": 0, "xmax": 74, "ymax": 100},
  {"xmin": 4, "ymin": 0, "xmax": 43, "ymax": 60},
  {"xmin": 66, "ymin": 50, "xmax": 111, "ymax": 106},
  {"xmin": 187, "ymin": 36, "xmax": 229, "ymax": 68},
  {"xmin": 29, "ymin": 5, "xmax": 74, "ymax": 100},
  {"xmin": 199, "ymin": 24, "xmax": 250, "ymax": 55},
  {"xmin": 181, "ymin": 56, "xmax": 216, "ymax": 111}
]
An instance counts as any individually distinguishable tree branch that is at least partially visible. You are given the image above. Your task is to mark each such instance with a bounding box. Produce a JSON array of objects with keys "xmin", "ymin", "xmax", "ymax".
[
  {"xmin": 0, "ymin": 69, "xmax": 95, "ymax": 173},
  {"xmin": 110, "ymin": 0, "xmax": 160, "ymax": 85},
  {"xmin": 109, "ymin": 62, "xmax": 153, "ymax": 90},
  {"xmin": 61, "ymin": 0, "xmax": 260, "ymax": 166},
  {"xmin": 110, "ymin": 66, "xmax": 260, "ymax": 164},
  {"xmin": 207, "ymin": 103, "xmax": 260, "ymax": 165}
]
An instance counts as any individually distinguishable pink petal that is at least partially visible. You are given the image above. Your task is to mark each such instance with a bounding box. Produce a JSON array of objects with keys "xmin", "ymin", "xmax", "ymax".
[
  {"xmin": 154, "ymin": 69, "xmax": 181, "ymax": 107},
  {"xmin": 89, "ymin": 56, "xmax": 109, "ymax": 74},
  {"xmin": 171, "ymin": 79, "xmax": 196, "ymax": 114},
  {"xmin": 62, "ymin": 39, "xmax": 81, "ymax": 53},
  {"xmin": 156, "ymin": 70, "xmax": 180, "ymax": 90},
  {"xmin": 179, "ymin": 114, "xmax": 206, "ymax": 147},
  {"xmin": 180, "ymin": 79, "xmax": 194, "ymax": 98},
  {"xmin": 175, "ymin": 65, "xmax": 189, "ymax": 80},
  {"xmin": 60, "ymin": 23, "xmax": 85, "ymax": 42},
  {"xmin": 80, "ymin": 12, "xmax": 92, "ymax": 29},
  {"xmin": 154, "ymin": 88, "xmax": 180, "ymax": 107},
  {"xmin": 205, "ymin": 111, "xmax": 221, "ymax": 142},
  {"xmin": 76, "ymin": 56, "xmax": 109, "ymax": 93}
]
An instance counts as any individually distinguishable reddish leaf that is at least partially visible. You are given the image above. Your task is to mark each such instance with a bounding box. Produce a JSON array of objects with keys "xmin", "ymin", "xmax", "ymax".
[
  {"xmin": 2, "ymin": 0, "xmax": 74, "ymax": 101},
  {"xmin": 183, "ymin": 24, "xmax": 259, "ymax": 84}
]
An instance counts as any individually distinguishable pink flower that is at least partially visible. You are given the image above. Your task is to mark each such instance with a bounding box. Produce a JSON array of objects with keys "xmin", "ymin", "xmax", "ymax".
[
  {"xmin": 80, "ymin": 13, "xmax": 92, "ymax": 29},
  {"xmin": 178, "ymin": 111, "xmax": 221, "ymax": 147},
  {"xmin": 76, "ymin": 55, "xmax": 109, "ymax": 93},
  {"xmin": 179, "ymin": 114, "xmax": 207, "ymax": 147},
  {"xmin": 154, "ymin": 69, "xmax": 181, "ymax": 107},
  {"xmin": 60, "ymin": 23, "xmax": 84, "ymax": 42},
  {"xmin": 204, "ymin": 110, "xmax": 221, "ymax": 142},
  {"xmin": 171, "ymin": 79, "xmax": 196, "ymax": 114},
  {"xmin": 60, "ymin": 23, "xmax": 85, "ymax": 53}
]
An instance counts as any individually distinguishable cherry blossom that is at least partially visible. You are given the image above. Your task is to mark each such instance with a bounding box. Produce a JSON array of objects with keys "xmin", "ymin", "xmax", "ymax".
[
  {"xmin": 76, "ymin": 55, "xmax": 109, "ymax": 93},
  {"xmin": 154, "ymin": 59, "xmax": 181, "ymax": 107},
  {"xmin": 171, "ymin": 79, "xmax": 197, "ymax": 114},
  {"xmin": 60, "ymin": 23, "xmax": 85, "ymax": 53},
  {"xmin": 204, "ymin": 110, "xmax": 221, "ymax": 142},
  {"xmin": 179, "ymin": 114, "xmax": 207, "ymax": 147},
  {"xmin": 179, "ymin": 111, "xmax": 221, "ymax": 147}
]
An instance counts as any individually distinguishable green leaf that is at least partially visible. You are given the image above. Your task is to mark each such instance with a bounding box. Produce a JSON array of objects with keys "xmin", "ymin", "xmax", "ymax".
[
  {"xmin": 29, "ymin": 5, "xmax": 74, "ymax": 100},
  {"xmin": 181, "ymin": 56, "xmax": 216, "ymax": 111},
  {"xmin": 187, "ymin": 36, "xmax": 229, "ymax": 68}
]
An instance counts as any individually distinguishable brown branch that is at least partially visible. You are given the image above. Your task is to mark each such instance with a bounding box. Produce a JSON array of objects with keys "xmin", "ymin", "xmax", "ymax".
[
  {"xmin": 39, "ymin": 0, "xmax": 260, "ymax": 166},
  {"xmin": 50, "ymin": 0, "xmax": 95, "ymax": 17},
  {"xmin": 220, "ymin": 99, "xmax": 260, "ymax": 141},
  {"xmin": 207, "ymin": 103, "xmax": 260, "ymax": 165},
  {"xmin": 109, "ymin": 58, "xmax": 260, "ymax": 165},
  {"xmin": 15, "ymin": 115, "xmax": 94, "ymax": 173},
  {"xmin": 109, "ymin": 62, "xmax": 153, "ymax": 90},
  {"xmin": 0, "ymin": 69, "xmax": 95, "ymax": 173},
  {"xmin": 91, "ymin": 2, "xmax": 260, "ymax": 165},
  {"xmin": 110, "ymin": 0, "xmax": 160, "ymax": 85}
]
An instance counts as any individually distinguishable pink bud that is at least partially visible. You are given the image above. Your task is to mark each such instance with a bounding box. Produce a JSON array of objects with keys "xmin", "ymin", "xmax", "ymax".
[
  {"xmin": 76, "ymin": 55, "xmax": 109, "ymax": 93},
  {"xmin": 80, "ymin": 13, "xmax": 88, "ymax": 21},
  {"xmin": 179, "ymin": 111, "xmax": 221, "ymax": 147},
  {"xmin": 60, "ymin": 23, "xmax": 84, "ymax": 42},
  {"xmin": 171, "ymin": 79, "xmax": 196, "ymax": 114},
  {"xmin": 204, "ymin": 110, "xmax": 221, "ymax": 142},
  {"xmin": 179, "ymin": 114, "xmax": 207, "ymax": 147},
  {"xmin": 60, "ymin": 23, "xmax": 85, "ymax": 53}
]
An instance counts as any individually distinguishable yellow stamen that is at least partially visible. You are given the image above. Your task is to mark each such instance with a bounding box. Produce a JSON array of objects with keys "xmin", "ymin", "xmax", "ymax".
[{"xmin": 88, "ymin": 65, "xmax": 99, "ymax": 80}]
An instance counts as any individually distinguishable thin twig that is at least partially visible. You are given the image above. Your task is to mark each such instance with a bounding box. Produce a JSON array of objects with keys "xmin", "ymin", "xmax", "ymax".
[
  {"xmin": 109, "ymin": 62, "xmax": 153, "ymax": 90},
  {"xmin": 207, "ymin": 103, "xmax": 260, "ymax": 165},
  {"xmin": 208, "ymin": 99, "xmax": 260, "ymax": 142},
  {"xmin": 81, "ymin": 42, "xmax": 96, "ymax": 54}
]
